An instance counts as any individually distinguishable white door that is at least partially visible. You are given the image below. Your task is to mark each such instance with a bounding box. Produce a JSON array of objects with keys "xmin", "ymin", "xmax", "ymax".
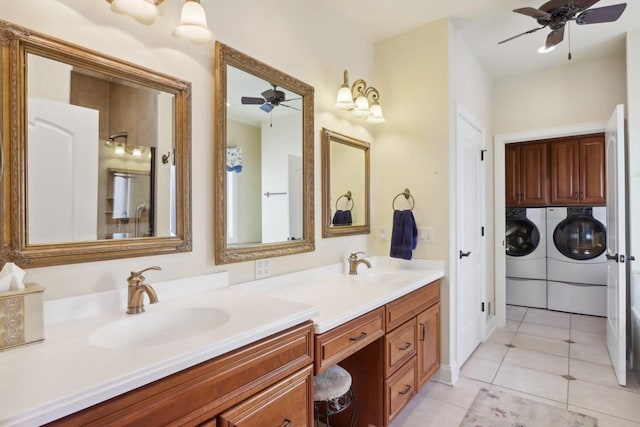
[
  {"xmin": 606, "ymin": 104, "xmax": 627, "ymax": 386},
  {"xmin": 288, "ymin": 155, "xmax": 303, "ymax": 240},
  {"xmin": 456, "ymin": 106, "xmax": 486, "ymax": 366},
  {"xmin": 28, "ymin": 98, "xmax": 99, "ymax": 243}
]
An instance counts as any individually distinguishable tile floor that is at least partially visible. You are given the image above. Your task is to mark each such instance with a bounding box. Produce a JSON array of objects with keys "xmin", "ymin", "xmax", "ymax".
[{"xmin": 390, "ymin": 306, "xmax": 640, "ymax": 427}]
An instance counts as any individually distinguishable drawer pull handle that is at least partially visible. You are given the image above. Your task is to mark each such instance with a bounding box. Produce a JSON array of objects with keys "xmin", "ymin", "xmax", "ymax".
[
  {"xmin": 399, "ymin": 342, "xmax": 412, "ymax": 351},
  {"xmin": 399, "ymin": 385, "xmax": 412, "ymax": 395},
  {"xmin": 281, "ymin": 418, "xmax": 292, "ymax": 427},
  {"xmin": 350, "ymin": 332, "xmax": 368, "ymax": 341},
  {"xmin": 420, "ymin": 323, "xmax": 426, "ymax": 341}
]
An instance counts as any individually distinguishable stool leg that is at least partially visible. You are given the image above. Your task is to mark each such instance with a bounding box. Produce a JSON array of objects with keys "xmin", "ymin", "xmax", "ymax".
[{"xmin": 349, "ymin": 387, "xmax": 359, "ymax": 427}]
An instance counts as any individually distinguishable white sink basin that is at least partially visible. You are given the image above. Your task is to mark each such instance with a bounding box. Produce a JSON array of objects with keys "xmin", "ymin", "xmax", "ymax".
[
  {"xmin": 89, "ymin": 307, "xmax": 230, "ymax": 350},
  {"xmin": 350, "ymin": 270, "xmax": 404, "ymax": 284}
]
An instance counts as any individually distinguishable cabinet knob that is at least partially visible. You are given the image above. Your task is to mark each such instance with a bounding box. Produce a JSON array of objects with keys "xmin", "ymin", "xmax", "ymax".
[
  {"xmin": 349, "ymin": 332, "xmax": 368, "ymax": 342},
  {"xmin": 420, "ymin": 323, "xmax": 426, "ymax": 341},
  {"xmin": 281, "ymin": 418, "xmax": 292, "ymax": 427},
  {"xmin": 399, "ymin": 342, "xmax": 412, "ymax": 351},
  {"xmin": 399, "ymin": 385, "xmax": 412, "ymax": 395}
]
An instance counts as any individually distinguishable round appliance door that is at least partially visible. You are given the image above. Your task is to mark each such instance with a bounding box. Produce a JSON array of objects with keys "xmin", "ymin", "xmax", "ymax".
[
  {"xmin": 553, "ymin": 215, "xmax": 606, "ymax": 260},
  {"xmin": 506, "ymin": 218, "xmax": 540, "ymax": 257}
]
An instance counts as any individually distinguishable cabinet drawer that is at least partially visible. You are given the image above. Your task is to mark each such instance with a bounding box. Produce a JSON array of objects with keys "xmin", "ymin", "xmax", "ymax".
[
  {"xmin": 386, "ymin": 281, "xmax": 440, "ymax": 332},
  {"xmin": 218, "ymin": 367, "xmax": 312, "ymax": 427},
  {"xmin": 385, "ymin": 358, "xmax": 416, "ymax": 424},
  {"xmin": 384, "ymin": 318, "xmax": 416, "ymax": 377},
  {"xmin": 314, "ymin": 307, "xmax": 385, "ymax": 374}
]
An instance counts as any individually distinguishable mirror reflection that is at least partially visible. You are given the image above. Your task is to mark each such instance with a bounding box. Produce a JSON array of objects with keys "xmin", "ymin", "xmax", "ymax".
[
  {"xmin": 322, "ymin": 128, "xmax": 370, "ymax": 238},
  {"xmin": 225, "ymin": 65, "xmax": 303, "ymax": 245},
  {"xmin": 214, "ymin": 42, "xmax": 314, "ymax": 264},
  {"xmin": 26, "ymin": 54, "xmax": 176, "ymax": 244}
]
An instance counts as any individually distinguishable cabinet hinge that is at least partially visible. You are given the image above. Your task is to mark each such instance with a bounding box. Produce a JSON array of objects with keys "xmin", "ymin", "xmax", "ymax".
[
  {"xmin": 481, "ymin": 302, "xmax": 485, "ymax": 312},
  {"xmin": 480, "ymin": 149, "xmax": 487, "ymax": 161}
]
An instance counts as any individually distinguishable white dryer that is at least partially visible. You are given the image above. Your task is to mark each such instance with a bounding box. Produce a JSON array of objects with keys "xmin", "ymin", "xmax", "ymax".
[
  {"xmin": 505, "ymin": 207, "xmax": 547, "ymax": 308},
  {"xmin": 546, "ymin": 206, "xmax": 607, "ymax": 316}
]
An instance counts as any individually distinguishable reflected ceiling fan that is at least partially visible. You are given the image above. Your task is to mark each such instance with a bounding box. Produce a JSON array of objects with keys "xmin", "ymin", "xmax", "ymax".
[
  {"xmin": 498, "ymin": 0, "xmax": 627, "ymax": 54},
  {"xmin": 241, "ymin": 84, "xmax": 301, "ymax": 113}
]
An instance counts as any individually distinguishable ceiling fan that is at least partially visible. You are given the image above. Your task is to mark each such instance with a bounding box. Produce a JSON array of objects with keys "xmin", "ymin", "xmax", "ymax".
[
  {"xmin": 241, "ymin": 84, "xmax": 301, "ymax": 113},
  {"xmin": 498, "ymin": 0, "xmax": 627, "ymax": 51}
]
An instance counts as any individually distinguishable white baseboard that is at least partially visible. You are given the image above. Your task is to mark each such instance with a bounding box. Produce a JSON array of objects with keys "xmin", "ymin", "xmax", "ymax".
[{"xmin": 431, "ymin": 363, "xmax": 459, "ymax": 386}]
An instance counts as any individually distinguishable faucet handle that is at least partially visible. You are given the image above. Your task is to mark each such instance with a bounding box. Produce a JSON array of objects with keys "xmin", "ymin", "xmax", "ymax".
[
  {"xmin": 349, "ymin": 251, "xmax": 365, "ymax": 260},
  {"xmin": 131, "ymin": 266, "xmax": 162, "ymax": 276}
]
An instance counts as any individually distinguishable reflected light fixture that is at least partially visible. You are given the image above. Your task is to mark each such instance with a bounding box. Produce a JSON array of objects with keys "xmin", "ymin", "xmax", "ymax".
[
  {"xmin": 114, "ymin": 143, "xmax": 126, "ymax": 156},
  {"xmin": 334, "ymin": 70, "xmax": 385, "ymax": 123},
  {"xmin": 105, "ymin": 0, "xmax": 214, "ymax": 44},
  {"xmin": 538, "ymin": 45, "xmax": 556, "ymax": 54}
]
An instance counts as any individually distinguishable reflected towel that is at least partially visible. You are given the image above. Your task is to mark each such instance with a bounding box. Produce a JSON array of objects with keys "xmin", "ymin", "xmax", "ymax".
[
  {"xmin": 390, "ymin": 209, "xmax": 418, "ymax": 260},
  {"xmin": 332, "ymin": 210, "xmax": 353, "ymax": 226}
]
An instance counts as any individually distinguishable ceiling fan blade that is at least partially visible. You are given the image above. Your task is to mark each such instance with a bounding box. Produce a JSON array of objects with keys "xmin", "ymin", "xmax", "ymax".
[
  {"xmin": 261, "ymin": 89, "xmax": 277, "ymax": 102},
  {"xmin": 498, "ymin": 26, "xmax": 545, "ymax": 44},
  {"xmin": 241, "ymin": 96, "xmax": 265, "ymax": 105},
  {"xmin": 546, "ymin": 27, "xmax": 565, "ymax": 49},
  {"xmin": 283, "ymin": 97, "xmax": 302, "ymax": 102},
  {"xmin": 279, "ymin": 103, "xmax": 301, "ymax": 112},
  {"xmin": 260, "ymin": 103, "xmax": 274, "ymax": 113},
  {"xmin": 573, "ymin": 0, "xmax": 600, "ymax": 11},
  {"xmin": 576, "ymin": 3, "xmax": 626, "ymax": 24},
  {"xmin": 514, "ymin": 7, "xmax": 551, "ymax": 19}
]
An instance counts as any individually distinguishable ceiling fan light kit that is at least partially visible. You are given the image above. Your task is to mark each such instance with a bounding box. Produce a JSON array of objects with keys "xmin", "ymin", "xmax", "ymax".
[
  {"xmin": 105, "ymin": 0, "xmax": 214, "ymax": 43},
  {"xmin": 241, "ymin": 84, "xmax": 301, "ymax": 114},
  {"xmin": 499, "ymin": 0, "xmax": 627, "ymax": 58},
  {"xmin": 334, "ymin": 70, "xmax": 385, "ymax": 124}
]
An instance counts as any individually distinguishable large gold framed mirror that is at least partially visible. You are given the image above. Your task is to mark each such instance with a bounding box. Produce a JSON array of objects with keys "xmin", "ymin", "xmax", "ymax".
[
  {"xmin": 214, "ymin": 42, "xmax": 314, "ymax": 264},
  {"xmin": 0, "ymin": 21, "xmax": 192, "ymax": 268},
  {"xmin": 321, "ymin": 128, "xmax": 370, "ymax": 238}
]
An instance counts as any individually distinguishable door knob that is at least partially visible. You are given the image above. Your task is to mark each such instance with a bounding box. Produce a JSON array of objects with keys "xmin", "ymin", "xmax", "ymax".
[{"xmin": 459, "ymin": 250, "xmax": 471, "ymax": 259}]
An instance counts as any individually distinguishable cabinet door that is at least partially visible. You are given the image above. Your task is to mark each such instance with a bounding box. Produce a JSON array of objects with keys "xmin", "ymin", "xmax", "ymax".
[
  {"xmin": 550, "ymin": 139, "xmax": 580, "ymax": 204},
  {"xmin": 218, "ymin": 367, "xmax": 312, "ymax": 427},
  {"xmin": 580, "ymin": 136, "xmax": 606, "ymax": 205},
  {"xmin": 417, "ymin": 303, "xmax": 440, "ymax": 389},
  {"xmin": 520, "ymin": 142, "xmax": 549, "ymax": 206},
  {"xmin": 505, "ymin": 144, "xmax": 521, "ymax": 207}
]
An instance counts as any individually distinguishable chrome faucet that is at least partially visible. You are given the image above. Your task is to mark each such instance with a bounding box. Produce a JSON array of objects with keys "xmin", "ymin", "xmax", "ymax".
[
  {"xmin": 127, "ymin": 266, "xmax": 161, "ymax": 314},
  {"xmin": 348, "ymin": 252, "xmax": 372, "ymax": 275}
]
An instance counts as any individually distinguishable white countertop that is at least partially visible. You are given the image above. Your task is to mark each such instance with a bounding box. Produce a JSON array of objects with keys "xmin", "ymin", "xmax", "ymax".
[
  {"xmin": 0, "ymin": 257, "xmax": 445, "ymax": 426},
  {"xmin": 0, "ymin": 273, "xmax": 318, "ymax": 427}
]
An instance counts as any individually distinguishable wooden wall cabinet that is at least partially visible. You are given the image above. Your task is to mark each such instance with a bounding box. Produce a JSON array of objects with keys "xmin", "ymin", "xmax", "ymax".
[
  {"xmin": 550, "ymin": 136, "xmax": 606, "ymax": 205},
  {"xmin": 49, "ymin": 322, "xmax": 314, "ymax": 427},
  {"xmin": 505, "ymin": 142, "xmax": 549, "ymax": 207}
]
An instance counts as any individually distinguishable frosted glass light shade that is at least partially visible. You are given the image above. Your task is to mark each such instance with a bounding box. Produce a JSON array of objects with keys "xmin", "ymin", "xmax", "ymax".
[
  {"xmin": 334, "ymin": 86, "xmax": 355, "ymax": 110},
  {"xmin": 366, "ymin": 103, "xmax": 385, "ymax": 123},
  {"xmin": 352, "ymin": 95, "xmax": 371, "ymax": 116},
  {"xmin": 114, "ymin": 143, "xmax": 125, "ymax": 156},
  {"xmin": 109, "ymin": 0, "xmax": 159, "ymax": 25},
  {"xmin": 173, "ymin": 0, "xmax": 214, "ymax": 44},
  {"xmin": 132, "ymin": 147, "xmax": 143, "ymax": 157}
]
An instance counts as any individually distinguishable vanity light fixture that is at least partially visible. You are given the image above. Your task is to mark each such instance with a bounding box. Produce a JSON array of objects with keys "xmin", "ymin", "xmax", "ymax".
[
  {"xmin": 114, "ymin": 142, "xmax": 126, "ymax": 156},
  {"xmin": 105, "ymin": 0, "xmax": 214, "ymax": 44},
  {"xmin": 334, "ymin": 70, "xmax": 385, "ymax": 124}
]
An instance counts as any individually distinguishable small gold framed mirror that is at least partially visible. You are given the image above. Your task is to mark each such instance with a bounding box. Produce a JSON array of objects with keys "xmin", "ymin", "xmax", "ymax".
[
  {"xmin": 0, "ymin": 21, "xmax": 192, "ymax": 267},
  {"xmin": 321, "ymin": 128, "xmax": 370, "ymax": 238}
]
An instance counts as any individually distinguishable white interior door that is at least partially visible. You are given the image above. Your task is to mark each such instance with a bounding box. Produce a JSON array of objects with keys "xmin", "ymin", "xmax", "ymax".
[
  {"xmin": 456, "ymin": 107, "xmax": 486, "ymax": 366},
  {"xmin": 606, "ymin": 104, "xmax": 627, "ymax": 386}
]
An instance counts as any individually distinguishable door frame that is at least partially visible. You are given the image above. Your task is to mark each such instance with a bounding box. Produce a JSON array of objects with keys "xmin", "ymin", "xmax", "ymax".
[{"xmin": 492, "ymin": 121, "xmax": 607, "ymax": 330}]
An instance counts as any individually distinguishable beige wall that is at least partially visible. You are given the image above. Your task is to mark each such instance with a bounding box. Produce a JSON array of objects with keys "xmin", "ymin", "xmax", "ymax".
[
  {"xmin": 493, "ymin": 52, "xmax": 626, "ymax": 135},
  {"xmin": 373, "ymin": 18, "xmax": 452, "ymax": 364},
  {"xmin": 4, "ymin": 0, "xmax": 375, "ymax": 299}
]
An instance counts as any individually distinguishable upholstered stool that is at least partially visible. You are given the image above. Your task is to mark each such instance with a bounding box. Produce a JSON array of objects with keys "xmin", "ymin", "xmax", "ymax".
[{"xmin": 313, "ymin": 365, "xmax": 358, "ymax": 427}]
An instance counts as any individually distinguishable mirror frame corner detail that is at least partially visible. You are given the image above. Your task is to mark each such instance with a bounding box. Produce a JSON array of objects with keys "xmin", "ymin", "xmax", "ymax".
[
  {"xmin": 0, "ymin": 20, "xmax": 193, "ymax": 268},
  {"xmin": 214, "ymin": 42, "xmax": 315, "ymax": 264},
  {"xmin": 321, "ymin": 128, "xmax": 371, "ymax": 238}
]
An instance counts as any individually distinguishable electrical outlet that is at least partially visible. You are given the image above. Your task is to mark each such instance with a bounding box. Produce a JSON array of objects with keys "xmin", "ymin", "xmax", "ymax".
[
  {"xmin": 419, "ymin": 227, "xmax": 434, "ymax": 243},
  {"xmin": 255, "ymin": 259, "xmax": 272, "ymax": 279}
]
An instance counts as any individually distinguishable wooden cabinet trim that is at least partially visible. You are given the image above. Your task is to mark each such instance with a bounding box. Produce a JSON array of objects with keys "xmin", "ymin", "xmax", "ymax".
[
  {"xmin": 384, "ymin": 318, "xmax": 416, "ymax": 378},
  {"xmin": 314, "ymin": 307, "xmax": 385, "ymax": 374},
  {"xmin": 386, "ymin": 281, "xmax": 440, "ymax": 332},
  {"xmin": 49, "ymin": 322, "xmax": 314, "ymax": 427},
  {"xmin": 417, "ymin": 303, "xmax": 441, "ymax": 389},
  {"xmin": 384, "ymin": 357, "xmax": 417, "ymax": 425}
]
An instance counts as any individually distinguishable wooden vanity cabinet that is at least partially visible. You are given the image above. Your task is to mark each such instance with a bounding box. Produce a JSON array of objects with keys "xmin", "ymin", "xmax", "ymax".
[
  {"xmin": 48, "ymin": 322, "xmax": 314, "ymax": 427},
  {"xmin": 417, "ymin": 303, "xmax": 440, "ymax": 389},
  {"xmin": 550, "ymin": 135, "xmax": 606, "ymax": 205},
  {"xmin": 505, "ymin": 142, "xmax": 549, "ymax": 207}
]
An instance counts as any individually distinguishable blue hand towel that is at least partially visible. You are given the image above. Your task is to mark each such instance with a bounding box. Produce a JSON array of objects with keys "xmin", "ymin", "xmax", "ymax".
[
  {"xmin": 390, "ymin": 209, "xmax": 418, "ymax": 260},
  {"xmin": 332, "ymin": 210, "xmax": 353, "ymax": 226}
]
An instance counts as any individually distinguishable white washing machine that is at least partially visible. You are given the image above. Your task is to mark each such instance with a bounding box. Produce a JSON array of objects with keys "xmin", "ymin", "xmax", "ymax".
[
  {"xmin": 546, "ymin": 206, "xmax": 607, "ymax": 316},
  {"xmin": 505, "ymin": 207, "xmax": 547, "ymax": 308}
]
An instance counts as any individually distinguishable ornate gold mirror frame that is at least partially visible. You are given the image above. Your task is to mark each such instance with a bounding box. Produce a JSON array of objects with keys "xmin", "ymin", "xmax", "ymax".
[
  {"xmin": 321, "ymin": 128, "xmax": 370, "ymax": 238},
  {"xmin": 214, "ymin": 42, "xmax": 314, "ymax": 264},
  {"xmin": 0, "ymin": 21, "xmax": 192, "ymax": 268}
]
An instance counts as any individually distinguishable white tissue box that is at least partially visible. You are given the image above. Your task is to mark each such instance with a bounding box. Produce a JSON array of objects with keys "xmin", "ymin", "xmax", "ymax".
[{"xmin": 0, "ymin": 283, "xmax": 44, "ymax": 351}]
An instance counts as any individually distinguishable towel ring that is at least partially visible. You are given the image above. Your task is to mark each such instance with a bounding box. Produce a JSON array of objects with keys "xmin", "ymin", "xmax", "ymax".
[
  {"xmin": 392, "ymin": 188, "xmax": 415, "ymax": 211},
  {"xmin": 335, "ymin": 191, "xmax": 354, "ymax": 211}
]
